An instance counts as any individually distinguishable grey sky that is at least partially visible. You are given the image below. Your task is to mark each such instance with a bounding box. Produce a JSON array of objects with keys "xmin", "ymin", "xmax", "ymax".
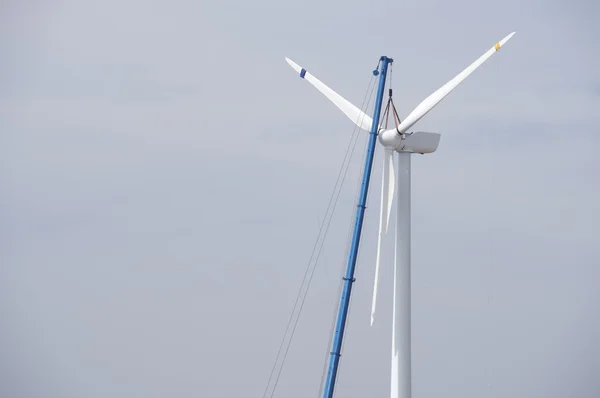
[{"xmin": 1, "ymin": 0, "xmax": 599, "ymax": 397}]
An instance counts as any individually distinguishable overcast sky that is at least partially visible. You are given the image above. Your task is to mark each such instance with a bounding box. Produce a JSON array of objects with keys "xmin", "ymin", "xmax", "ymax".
[{"xmin": 1, "ymin": 0, "xmax": 599, "ymax": 397}]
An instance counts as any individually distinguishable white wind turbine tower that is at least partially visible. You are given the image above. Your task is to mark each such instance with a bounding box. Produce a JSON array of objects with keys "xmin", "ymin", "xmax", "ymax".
[{"xmin": 284, "ymin": 32, "xmax": 515, "ymax": 398}]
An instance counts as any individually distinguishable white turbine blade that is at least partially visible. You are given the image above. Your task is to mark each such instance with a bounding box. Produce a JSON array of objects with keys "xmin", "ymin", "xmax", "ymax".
[
  {"xmin": 285, "ymin": 57, "xmax": 374, "ymax": 131},
  {"xmin": 388, "ymin": 32, "xmax": 515, "ymax": 135},
  {"xmin": 386, "ymin": 151, "xmax": 395, "ymax": 231},
  {"xmin": 371, "ymin": 149, "xmax": 395, "ymax": 326}
]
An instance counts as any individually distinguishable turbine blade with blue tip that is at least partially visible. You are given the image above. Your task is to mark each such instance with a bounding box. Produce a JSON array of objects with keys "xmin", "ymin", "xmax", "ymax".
[{"xmin": 285, "ymin": 57, "xmax": 373, "ymax": 131}]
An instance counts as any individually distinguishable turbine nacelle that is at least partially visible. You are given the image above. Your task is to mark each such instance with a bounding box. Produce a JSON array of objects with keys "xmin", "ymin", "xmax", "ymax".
[{"xmin": 378, "ymin": 130, "xmax": 441, "ymax": 154}]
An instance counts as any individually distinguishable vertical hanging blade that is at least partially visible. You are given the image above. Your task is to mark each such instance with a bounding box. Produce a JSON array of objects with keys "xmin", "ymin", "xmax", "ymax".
[
  {"xmin": 371, "ymin": 149, "xmax": 395, "ymax": 326},
  {"xmin": 386, "ymin": 151, "xmax": 395, "ymax": 233}
]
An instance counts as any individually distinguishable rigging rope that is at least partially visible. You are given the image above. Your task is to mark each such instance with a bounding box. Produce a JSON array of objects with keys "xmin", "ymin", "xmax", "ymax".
[
  {"xmin": 262, "ymin": 71, "xmax": 378, "ymax": 398},
  {"xmin": 381, "ymin": 69, "xmax": 402, "ymax": 132}
]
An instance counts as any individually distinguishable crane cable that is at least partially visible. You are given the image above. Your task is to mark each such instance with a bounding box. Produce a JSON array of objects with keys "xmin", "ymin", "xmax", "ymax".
[
  {"xmin": 262, "ymin": 69, "xmax": 379, "ymax": 398},
  {"xmin": 316, "ymin": 72, "xmax": 380, "ymax": 398},
  {"xmin": 316, "ymin": 60, "xmax": 399, "ymax": 394}
]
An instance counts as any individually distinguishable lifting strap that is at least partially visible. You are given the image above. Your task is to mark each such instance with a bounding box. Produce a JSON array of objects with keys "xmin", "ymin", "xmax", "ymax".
[{"xmin": 379, "ymin": 89, "xmax": 402, "ymax": 134}]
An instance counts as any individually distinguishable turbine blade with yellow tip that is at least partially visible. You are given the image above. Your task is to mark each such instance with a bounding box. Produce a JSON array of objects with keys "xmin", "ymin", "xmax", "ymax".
[{"xmin": 387, "ymin": 32, "xmax": 515, "ymax": 135}]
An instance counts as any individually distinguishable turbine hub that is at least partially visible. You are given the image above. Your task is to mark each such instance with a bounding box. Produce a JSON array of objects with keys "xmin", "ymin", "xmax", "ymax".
[{"xmin": 378, "ymin": 129, "xmax": 402, "ymax": 150}]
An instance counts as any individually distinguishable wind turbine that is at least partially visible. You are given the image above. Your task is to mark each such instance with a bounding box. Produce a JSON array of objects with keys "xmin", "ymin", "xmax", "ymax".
[{"xmin": 284, "ymin": 31, "xmax": 515, "ymax": 398}]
